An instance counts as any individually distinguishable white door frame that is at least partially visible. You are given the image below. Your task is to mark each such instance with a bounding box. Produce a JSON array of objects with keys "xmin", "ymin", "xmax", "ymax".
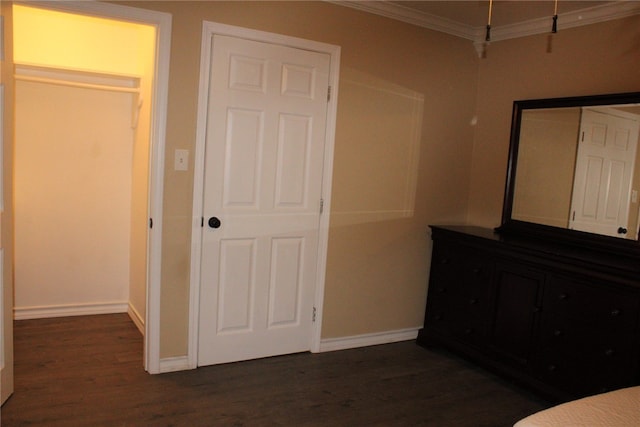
[
  {"xmin": 189, "ymin": 22, "xmax": 340, "ymax": 368},
  {"xmin": 24, "ymin": 1, "xmax": 172, "ymax": 374}
]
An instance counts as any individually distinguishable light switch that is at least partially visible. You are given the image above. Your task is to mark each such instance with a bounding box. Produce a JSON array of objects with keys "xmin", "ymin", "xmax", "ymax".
[{"xmin": 174, "ymin": 149, "xmax": 189, "ymax": 171}]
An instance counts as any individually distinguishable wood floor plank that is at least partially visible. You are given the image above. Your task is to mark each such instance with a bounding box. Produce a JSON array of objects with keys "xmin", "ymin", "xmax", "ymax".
[{"xmin": 1, "ymin": 314, "xmax": 548, "ymax": 426}]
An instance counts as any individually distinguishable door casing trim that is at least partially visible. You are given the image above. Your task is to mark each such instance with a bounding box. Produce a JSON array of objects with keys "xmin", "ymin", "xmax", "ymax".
[
  {"xmin": 20, "ymin": 1, "xmax": 172, "ymax": 374},
  {"xmin": 189, "ymin": 21, "xmax": 341, "ymax": 368}
]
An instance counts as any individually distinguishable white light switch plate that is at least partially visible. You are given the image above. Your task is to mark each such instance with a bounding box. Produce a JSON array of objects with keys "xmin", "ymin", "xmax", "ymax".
[{"xmin": 174, "ymin": 149, "xmax": 189, "ymax": 171}]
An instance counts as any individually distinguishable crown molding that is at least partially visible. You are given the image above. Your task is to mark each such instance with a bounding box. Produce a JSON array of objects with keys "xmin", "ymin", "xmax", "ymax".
[
  {"xmin": 327, "ymin": 0, "xmax": 478, "ymax": 40},
  {"xmin": 329, "ymin": 1, "xmax": 640, "ymax": 45}
]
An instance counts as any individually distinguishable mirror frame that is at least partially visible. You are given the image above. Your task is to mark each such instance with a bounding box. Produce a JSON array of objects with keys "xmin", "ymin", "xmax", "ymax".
[{"xmin": 496, "ymin": 91, "xmax": 640, "ymax": 260}]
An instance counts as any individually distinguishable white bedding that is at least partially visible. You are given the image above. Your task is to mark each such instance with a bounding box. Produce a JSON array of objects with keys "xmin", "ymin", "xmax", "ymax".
[{"xmin": 514, "ymin": 386, "xmax": 640, "ymax": 427}]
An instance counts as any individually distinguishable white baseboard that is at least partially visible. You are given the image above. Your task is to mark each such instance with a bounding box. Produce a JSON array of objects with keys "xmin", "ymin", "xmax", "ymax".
[
  {"xmin": 127, "ymin": 303, "xmax": 145, "ymax": 335},
  {"xmin": 318, "ymin": 327, "xmax": 420, "ymax": 353},
  {"xmin": 155, "ymin": 328, "xmax": 419, "ymax": 374},
  {"xmin": 13, "ymin": 301, "xmax": 128, "ymax": 320},
  {"xmin": 158, "ymin": 355, "xmax": 194, "ymax": 373}
]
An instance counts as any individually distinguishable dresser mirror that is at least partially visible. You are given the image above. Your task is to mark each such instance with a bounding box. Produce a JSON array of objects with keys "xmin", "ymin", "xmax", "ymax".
[{"xmin": 497, "ymin": 92, "xmax": 640, "ymax": 258}]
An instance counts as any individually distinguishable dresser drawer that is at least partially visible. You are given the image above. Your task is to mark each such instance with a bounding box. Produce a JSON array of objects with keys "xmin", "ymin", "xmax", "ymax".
[
  {"xmin": 532, "ymin": 344, "xmax": 637, "ymax": 397},
  {"xmin": 534, "ymin": 312, "xmax": 639, "ymax": 396},
  {"xmin": 425, "ymin": 240, "xmax": 493, "ymax": 345},
  {"xmin": 425, "ymin": 307, "xmax": 488, "ymax": 345},
  {"xmin": 428, "ymin": 242, "xmax": 492, "ymax": 310},
  {"xmin": 430, "ymin": 242, "xmax": 492, "ymax": 285},
  {"xmin": 537, "ymin": 313, "xmax": 635, "ymax": 356},
  {"xmin": 425, "ymin": 289, "xmax": 488, "ymax": 322},
  {"xmin": 544, "ymin": 276, "xmax": 640, "ymax": 331}
]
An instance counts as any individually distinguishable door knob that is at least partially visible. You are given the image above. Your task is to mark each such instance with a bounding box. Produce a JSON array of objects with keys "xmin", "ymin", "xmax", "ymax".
[
  {"xmin": 617, "ymin": 227, "xmax": 627, "ymax": 234},
  {"xmin": 208, "ymin": 217, "xmax": 221, "ymax": 229}
]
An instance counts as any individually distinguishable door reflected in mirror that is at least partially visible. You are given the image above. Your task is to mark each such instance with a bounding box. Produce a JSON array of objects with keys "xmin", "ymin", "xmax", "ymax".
[{"xmin": 512, "ymin": 103, "xmax": 640, "ymax": 240}]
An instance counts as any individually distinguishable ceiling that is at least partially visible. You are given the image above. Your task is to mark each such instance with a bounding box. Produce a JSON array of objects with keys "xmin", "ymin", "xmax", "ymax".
[{"xmin": 333, "ymin": 1, "xmax": 640, "ymax": 46}]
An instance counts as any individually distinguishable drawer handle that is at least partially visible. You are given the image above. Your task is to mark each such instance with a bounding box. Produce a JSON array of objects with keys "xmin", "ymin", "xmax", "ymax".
[
  {"xmin": 436, "ymin": 287, "xmax": 446, "ymax": 293},
  {"xmin": 439, "ymin": 258, "xmax": 450, "ymax": 265},
  {"xmin": 558, "ymin": 293, "xmax": 569, "ymax": 300},
  {"xmin": 471, "ymin": 268, "xmax": 481, "ymax": 274},
  {"xmin": 532, "ymin": 306, "xmax": 541, "ymax": 313},
  {"xmin": 469, "ymin": 298, "xmax": 478, "ymax": 305},
  {"xmin": 434, "ymin": 314, "xmax": 443, "ymax": 321},
  {"xmin": 610, "ymin": 309, "xmax": 621, "ymax": 317},
  {"xmin": 464, "ymin": 328, "xmax": 474, "ymax": 335},
  {"xmin": 553, "ymin": 329, "xmax": 563, "ymax": 337},
  {"xmin": 547, "ymin": 364, "xmax": 557, "ymax": 372},
  {"xmin": 604, "ymin": 349, "xmax": 615, "ymax": 357}
]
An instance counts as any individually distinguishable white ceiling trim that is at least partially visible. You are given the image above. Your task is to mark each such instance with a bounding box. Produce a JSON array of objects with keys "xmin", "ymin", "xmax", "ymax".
[
  {"xmin": 330, "ymin": 1, "xmax": 640, "ymax": 45},
  {"xmin": 328, "ymin": 0, "xmax": 478, "ymax": 39}
]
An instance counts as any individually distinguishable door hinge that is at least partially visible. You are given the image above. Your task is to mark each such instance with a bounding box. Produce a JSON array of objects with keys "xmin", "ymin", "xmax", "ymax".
[
  {"xmin": 312, "ymin": 306, "xmax": 317, "ymax": 322},
  {"xmin": 327, "ymin": 86, "xmax": 331, "ymax": 102},
  {"xmin": 319, "ymin": 198, "xmax": 324, "ymax": 214},
  {"xmin": 201, "ymin": 217, "xmax": 204, "ymax": 227},
  {"xmin": 149, "ymin": 218, "xmax": 153, "ymax": 229},
  {"xmin": 581, "ymin": 131, "xmax": 585, "ymax": 142}
]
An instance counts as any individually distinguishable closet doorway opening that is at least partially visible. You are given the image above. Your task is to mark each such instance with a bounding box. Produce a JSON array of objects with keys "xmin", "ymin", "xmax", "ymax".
[{"xmin": 11, "ymin": 3, "xmax": 168, "ymax": 372}]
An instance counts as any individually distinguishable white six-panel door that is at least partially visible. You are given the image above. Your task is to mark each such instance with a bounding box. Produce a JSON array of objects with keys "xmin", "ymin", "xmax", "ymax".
[
  {"xmin": 197, "ymin": 34, "xmax": 331, "ymax": 366},
  {"xmin": 570, "ymin": 108, "xmax": 639, "ymax": 238}
]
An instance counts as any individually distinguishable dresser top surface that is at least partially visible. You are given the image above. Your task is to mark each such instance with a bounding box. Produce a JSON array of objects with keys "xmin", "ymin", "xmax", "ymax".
[{"xmin": 429, "ymin": 225, "xmax": 640, "ymax": 282}]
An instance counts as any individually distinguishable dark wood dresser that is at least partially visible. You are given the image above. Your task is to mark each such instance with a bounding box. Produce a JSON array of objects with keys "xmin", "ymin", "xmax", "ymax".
[{"xmin": 417, "ymin": 225, "xmax": 640, "ymax": 402}]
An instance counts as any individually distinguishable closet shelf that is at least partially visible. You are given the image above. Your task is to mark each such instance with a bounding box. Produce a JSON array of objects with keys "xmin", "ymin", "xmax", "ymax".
[
  {"xmin": 15, "ymin": 64, "xmax": 141, "ymax": 93},
  {"xmin": 15, "ymin": 64, "xmax": 143, "ymax": 129},
  {"xmin": 15, "ymin": 74, "xmax": 140, "ymax": 94}
]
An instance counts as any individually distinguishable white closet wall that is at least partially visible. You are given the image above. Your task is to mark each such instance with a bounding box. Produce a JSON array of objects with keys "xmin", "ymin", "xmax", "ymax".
[{"xmin": 14, "ymin": 75, "xmax": 135, "ymax": 318}]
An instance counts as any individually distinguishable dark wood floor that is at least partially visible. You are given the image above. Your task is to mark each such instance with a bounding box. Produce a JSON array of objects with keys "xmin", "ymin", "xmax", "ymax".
[{"xmin": 1, "ymin": 314, "xmax": 549, "ymax": 426}]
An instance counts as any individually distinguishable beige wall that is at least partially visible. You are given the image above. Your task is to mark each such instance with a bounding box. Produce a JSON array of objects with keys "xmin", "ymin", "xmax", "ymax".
[
  {"xmin": 468, "ymin": 15, "xmax": 640, "ymax": 229},
  {"xmin": 119, "ymin": 1, "xmax": 479, "ymax": 356},
  {"xmin": 9, "ymin": 1, "xmax": 638, "ymax": 362},
  {"xmin": 117, "ymin": 1, "xmax": 640, "ymax": 358}
]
